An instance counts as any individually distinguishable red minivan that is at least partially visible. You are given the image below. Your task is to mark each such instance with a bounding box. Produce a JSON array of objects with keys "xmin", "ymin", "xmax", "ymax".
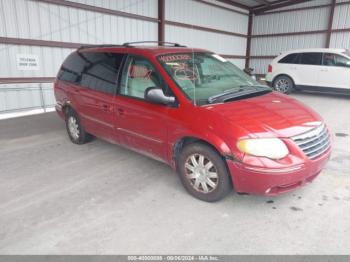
[{"xmin": 54, "ymin": 42, "xmax": 331, "ymax": 202}]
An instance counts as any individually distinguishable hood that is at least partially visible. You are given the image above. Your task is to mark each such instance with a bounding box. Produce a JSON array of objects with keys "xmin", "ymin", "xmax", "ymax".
[{"xmin": 204, "ymin": 92, "xmax": 323, "ymax": 138}]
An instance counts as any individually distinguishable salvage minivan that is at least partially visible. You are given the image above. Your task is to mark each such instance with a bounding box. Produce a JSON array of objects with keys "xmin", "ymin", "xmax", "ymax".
[{"xmin": 54, "ymin": 42, "xmax": 332, "ymax": 202}]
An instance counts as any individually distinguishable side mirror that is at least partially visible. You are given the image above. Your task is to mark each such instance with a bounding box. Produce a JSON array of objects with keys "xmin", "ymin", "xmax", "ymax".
[{"xmin": 145, "ymin": 87, "xmax": 176, "ymax": 105}]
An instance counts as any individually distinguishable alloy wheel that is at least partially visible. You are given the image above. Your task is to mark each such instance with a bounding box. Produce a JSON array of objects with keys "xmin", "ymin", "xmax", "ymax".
[{"xmin": 275, "ymin": 78, "xmax": 290, "ymax": 93}]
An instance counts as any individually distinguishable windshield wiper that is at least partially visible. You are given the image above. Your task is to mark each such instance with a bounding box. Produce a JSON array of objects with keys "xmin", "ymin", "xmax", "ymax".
[
  {"xmin": 208, "ymin": 85, "xmax": 271, "ymax": 104},
  {"xmin": 239, "ymin": 84, "xmax": 271, "ymax": 90}
]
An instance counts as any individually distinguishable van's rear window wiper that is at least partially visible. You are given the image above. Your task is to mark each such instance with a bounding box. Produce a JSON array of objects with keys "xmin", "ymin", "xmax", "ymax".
[{"xmin": 208, "ymin": 85, "xmax": 271, "ymax": 104}]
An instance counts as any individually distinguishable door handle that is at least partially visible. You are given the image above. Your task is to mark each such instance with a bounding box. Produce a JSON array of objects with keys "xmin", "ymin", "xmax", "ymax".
[
  {"xmin": 101, "ymin": 104, "xmax": 111, "ymax": 112},
  {"xmin": 117, "ymin": 108, "xmax": 125, "ymax": 115},
  {"xmin": 71, "ymin": 88, "xmax": 80, "ymax": 94}
]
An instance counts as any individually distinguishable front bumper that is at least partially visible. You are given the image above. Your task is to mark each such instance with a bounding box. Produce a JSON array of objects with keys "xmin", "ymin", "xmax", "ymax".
[{"xmin": 226, "ymin": 148, "xmax": 331, "ymax": 195}]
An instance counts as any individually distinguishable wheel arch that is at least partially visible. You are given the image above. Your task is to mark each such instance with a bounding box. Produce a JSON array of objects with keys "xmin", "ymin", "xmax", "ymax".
[
  {"xmin": 272, "ymin": 73, "xmax": 295, "ymax": 86},
  {"xmin": 61, "ymin": 102, "xmax": 76, "ymax": 119},
  {"xmin": 171, "ymin": 136, "xmax": 234, "ymax": 188},
  {"xmin": 172, "ymin": 136, "xmax": 233, "ymax": 169}
]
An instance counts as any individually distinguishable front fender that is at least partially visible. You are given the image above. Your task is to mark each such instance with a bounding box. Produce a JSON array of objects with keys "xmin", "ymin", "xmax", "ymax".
[{"xmin": 168, "ymin": 132, "xmax": 234, "ymax": 169}]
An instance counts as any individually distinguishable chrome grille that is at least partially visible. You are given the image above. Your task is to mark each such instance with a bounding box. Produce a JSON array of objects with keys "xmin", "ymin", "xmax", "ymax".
[{"xmin": 292, "ymin": 124, "xmax": 330, "ymax": 159}]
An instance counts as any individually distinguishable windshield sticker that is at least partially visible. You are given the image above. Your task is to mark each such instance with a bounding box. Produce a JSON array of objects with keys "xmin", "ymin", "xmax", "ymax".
[
  {"xmin": 129, "ymin": 65, "xmax": 152, "ymax": 79},
  {"xmin": 211, "ymin": 54, "xmax": 227, "ymax": 63},
  {"xmin": 159, "ymin": 54, "xmax": 192, "ymax": 62},
  {"xmin": 173, "ymin": 63, "xmax": 198, "ymax": 81}
]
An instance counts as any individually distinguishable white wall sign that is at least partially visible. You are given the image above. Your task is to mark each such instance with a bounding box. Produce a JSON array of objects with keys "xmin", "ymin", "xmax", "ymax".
[{"xmin": 16, "ymin": 54, "xmax": 40, "ymax": 71}]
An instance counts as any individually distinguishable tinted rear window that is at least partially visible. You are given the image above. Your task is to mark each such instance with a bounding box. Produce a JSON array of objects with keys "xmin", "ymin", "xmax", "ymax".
[
  {"xmin": 80, "ymin": 52, "xmax": 124, "ymax": 94},
  {"xmin": 57, "ymin": 52, "xmax": 86, "ymax": 83},
  {"xmin": 299, "ymin": 53, "xmax": 322, "ymax": 65},
  {"xmin": 278, "ymin": 53, "xmax": 299, "ymax": 64},
  {"xmin": 57, "ymin": 51, "xmax": 124, "ymax": 94}
]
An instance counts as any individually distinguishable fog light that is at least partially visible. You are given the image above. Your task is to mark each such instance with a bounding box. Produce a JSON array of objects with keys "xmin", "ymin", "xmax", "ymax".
[{"xmin": 265, "ymin": 188, "xmax": 272, "ymax": 194}]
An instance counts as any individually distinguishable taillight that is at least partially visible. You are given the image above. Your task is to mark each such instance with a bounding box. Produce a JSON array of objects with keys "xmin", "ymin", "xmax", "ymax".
[{"xmin": 268, "ymin": 64, "xmax": 273, "ymax": 73}]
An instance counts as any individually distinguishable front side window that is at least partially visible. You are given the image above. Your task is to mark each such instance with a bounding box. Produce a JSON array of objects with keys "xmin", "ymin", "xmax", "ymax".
[
  {"xmin": 323, "ymin": 53, "xmax": 350, "ymax": 67},
  {"xmin": 119, "ymin": 55, "xmax": 166, "ymax": 99},
  {"xmin": 158, "ymin": 53, "xmax": 268, "ymax": 105},
  {"xmin": 299, "ymin": 53, "xmax": 322, "ymax": 65}
]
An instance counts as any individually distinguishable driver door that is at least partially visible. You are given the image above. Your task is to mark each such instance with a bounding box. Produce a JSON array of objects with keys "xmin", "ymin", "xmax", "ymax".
[{"xmin": 115, "ymin": 55, "xmax": 174, "ymax": 162}]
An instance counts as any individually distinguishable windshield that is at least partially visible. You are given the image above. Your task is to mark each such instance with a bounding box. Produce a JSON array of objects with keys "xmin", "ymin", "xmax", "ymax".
[{"xmin": 158, "ymin": 52, "xmax": 268, "ymax": 104}]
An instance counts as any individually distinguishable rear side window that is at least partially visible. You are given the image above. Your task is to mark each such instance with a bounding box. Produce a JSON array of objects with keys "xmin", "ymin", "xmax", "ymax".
[
  {"xmin": 57, "ymin": 52, "xmax": 86, "ymax": 84},
  {"xmin": 278, "ymin": 53, "xmax": 299, "ymax": 64},
  {"xmin": 57, "ymin": 51, "xmax": 124, "ymax": 94},
  {"xmin": 80, "ymin": 52, "xmax": 124, "ymax": 94},
  {"xmin": 299, "ymin": 53, "xmax": 322, "ymax": 65}
]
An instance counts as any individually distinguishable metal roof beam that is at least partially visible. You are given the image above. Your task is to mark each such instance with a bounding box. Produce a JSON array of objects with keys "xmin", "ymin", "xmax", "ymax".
[
  {"xmin": 254, "ymin": 0, "xmax": 271, "ymax": 7},
  {"xmin": 214, "ymin": 0, "xmax": 251, "ymax": 10},
  {"xmin": 252, "ymin": 0, "xmax": 311, "ymax": 14}
]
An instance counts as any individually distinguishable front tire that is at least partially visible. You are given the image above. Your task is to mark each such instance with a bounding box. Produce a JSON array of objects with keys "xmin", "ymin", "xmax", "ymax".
[
  {"xmin": 65, "ymin": 109, "xmax": 92, "ymax": 144},
  {"xmin": 177, "ymin": 143, "xmax": 232, "ymax": 202},
  {"xmin": 273, "ymin": 75, "xmax": 294, "ymax": 94}
]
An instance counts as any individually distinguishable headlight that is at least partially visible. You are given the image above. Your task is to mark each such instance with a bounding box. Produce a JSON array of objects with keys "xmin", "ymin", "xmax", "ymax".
[{"xmin": 237, "ymin": 138, "xmax": 289, "ymax": 159}]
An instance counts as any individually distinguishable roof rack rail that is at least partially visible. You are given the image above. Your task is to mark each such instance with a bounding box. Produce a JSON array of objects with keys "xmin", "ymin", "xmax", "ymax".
[
  {"xmin": 123, "ymin": 41, "xmax": 186, "ymax": 47},
  {"xmin": 78, "ymin": 44, "xmax": 124, "ymax": 50}
]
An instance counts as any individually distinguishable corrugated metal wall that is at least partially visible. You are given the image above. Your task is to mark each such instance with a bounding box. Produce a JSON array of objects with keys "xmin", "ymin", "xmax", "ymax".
[
  {"xmin": 0, "ymin": 0, "xmax": 249, "ymax": 115},
  {"xmin": 266, "ymin": 0, "xmax": 331, "ymax": 12},
  {"xmin": 165, "ymin": 0, "xmax": 248, "ymax": 68},
  {"xmin": 250, "ymin": 0, "xmax": 332, "ymax": 74},
  {"xmin": 331, "ymin": 2, "xmax": 350, "ymax": 48},
  {"xmin": 0, "ymin": 0, "xmax": 158, "ymax": 76},
  {"xmin": 0, "ymin": 0, "xmax": 159, "ymax": 114},
  {"xmin": 0, "ymin": 83, "xmax": 55, "ymax": 113},
  {"xmin": 250, "ymin": 0, "xmax": 350, "ymax": 75},
  {"xmin": 253, "ymin": 8, "xmax": 330, "ymax": 34}
]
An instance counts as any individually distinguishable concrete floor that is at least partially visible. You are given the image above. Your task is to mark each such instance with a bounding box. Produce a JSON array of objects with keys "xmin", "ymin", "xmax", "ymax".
[{"xmin": 0, "ymin": 92, "xmax": 349, "ymax": 255}]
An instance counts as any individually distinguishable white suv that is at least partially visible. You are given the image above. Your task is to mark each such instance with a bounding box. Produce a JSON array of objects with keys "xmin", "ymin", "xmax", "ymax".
[{"xmin": 266, "ymin": 48, "xmax": 350, "ymax": 94}]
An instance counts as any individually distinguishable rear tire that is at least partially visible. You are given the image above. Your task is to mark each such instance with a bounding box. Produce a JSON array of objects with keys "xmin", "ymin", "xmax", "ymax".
[
  {"xmin": 65, "ymin": 109, "xmax": 93, "ymax": 144},
  {"xmin": 177, "ymin": 142, "xmax": 232, "ymax": 202},
  {"xmin": 273, "ymin": 75, "xmax": 294, "ymax": 94}
]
